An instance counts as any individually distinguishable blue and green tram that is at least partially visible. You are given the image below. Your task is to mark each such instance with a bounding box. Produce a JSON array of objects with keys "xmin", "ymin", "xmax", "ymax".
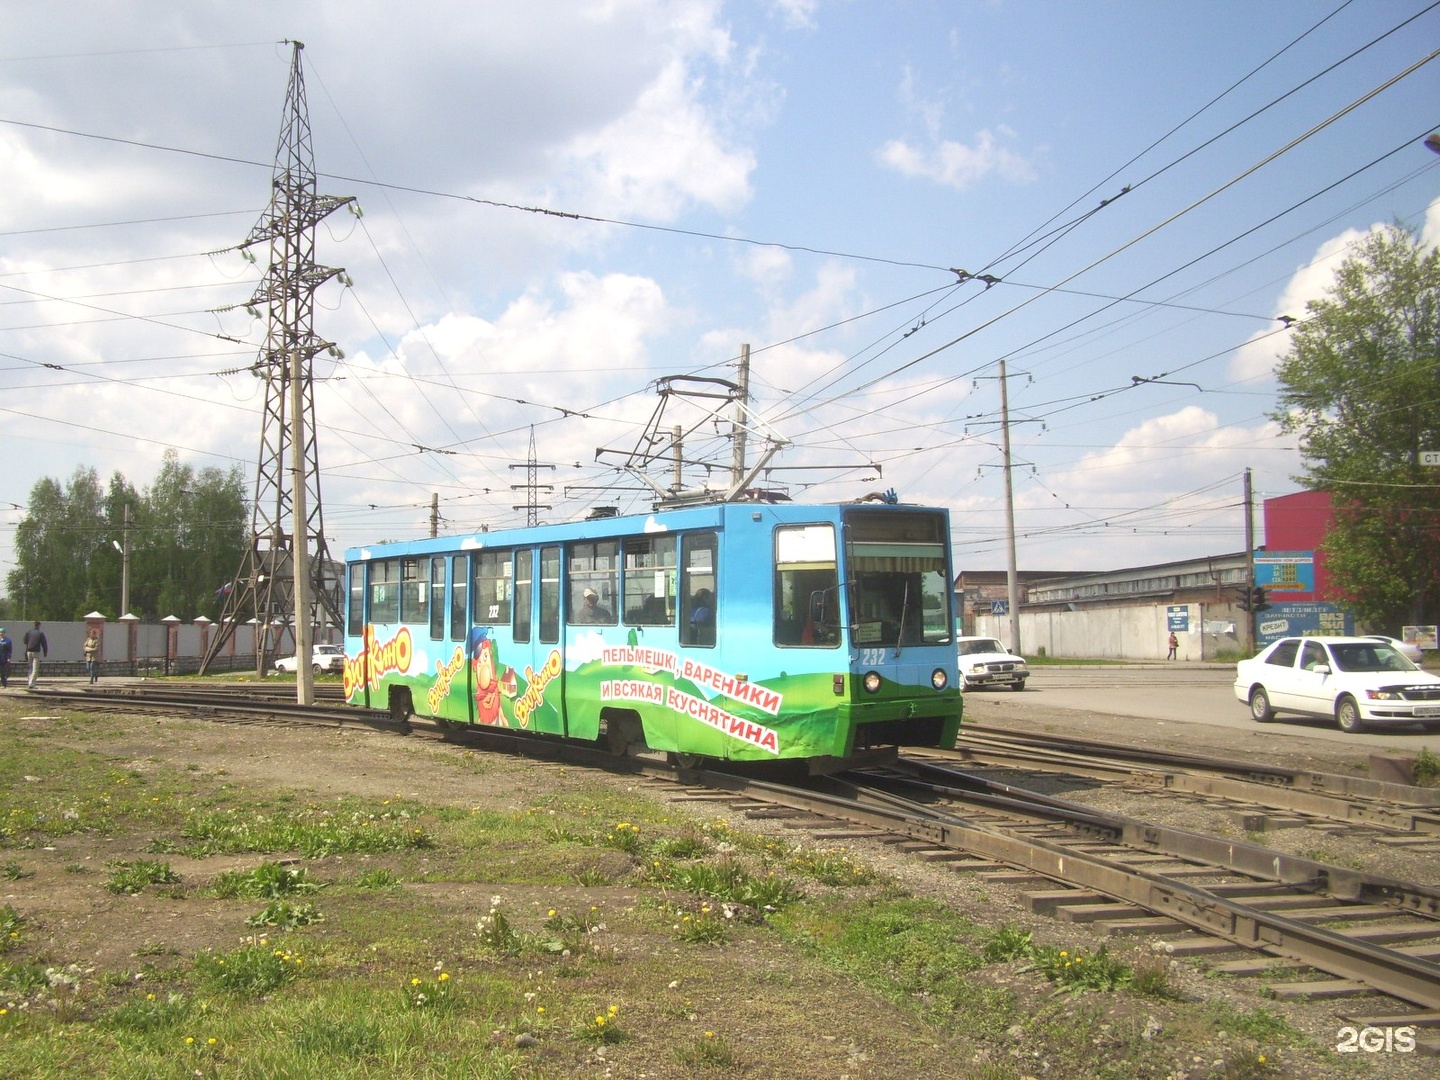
[{"xmin": 342, "ymin": 500, "xmax": 962, "ymax": 767}]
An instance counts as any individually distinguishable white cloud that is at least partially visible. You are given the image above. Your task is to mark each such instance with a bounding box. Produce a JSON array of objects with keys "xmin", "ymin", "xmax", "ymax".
[
  {"xmin": 878, "ymin": 128, "xmax": 1036, "ymax": 190},
  {"xmin": 557, "ymin": 57, "xmax": 756, "ymax": 219}
]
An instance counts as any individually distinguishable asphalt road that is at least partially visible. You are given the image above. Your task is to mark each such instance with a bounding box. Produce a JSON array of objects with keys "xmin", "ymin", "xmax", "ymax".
[{"xmin": 965, "ymin": 663, "xmax": 1440, "ymax": 755}]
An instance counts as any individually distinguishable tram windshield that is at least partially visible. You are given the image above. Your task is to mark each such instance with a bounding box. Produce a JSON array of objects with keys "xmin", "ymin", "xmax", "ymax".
[{"xmin": 845, "ymin": 509, "xmax": 953, "ymax": 648}]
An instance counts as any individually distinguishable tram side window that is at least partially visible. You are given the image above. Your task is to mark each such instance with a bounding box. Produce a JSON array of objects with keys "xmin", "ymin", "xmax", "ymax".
[
  {"xmin": 513, "ymin": 549, "xmax": 533, "ymax": 643},
  {"xmin": 429, "ymin": 558, "xmax": 446, "ymax": 640},
  {"xmin": 449, "ymin": 555, "xmax": 469, "ymax": 640},
  {"xmin": 541, "ymin": 545, "xmax": 561, "ymax": 642},
  {"xmin": 399, "ymin": 558, "xmax": 427, "ymax": 624},
  {"xmin": 680, "ymin": 532, "xmax": 717, "ymax": 647},
  {"xmin": 569, "ymin": 540, "xmax": 617, "ymax": 626},
  {"xmin": 773, "ymin": 525, "xmax": 839, "ymax": 647},
  {"xmin": 347, "ymin": 563, "xmax": 364, "ymax": 636},
  {"xmin": 473, "ymin": 551, "xmax": 512, "ymax": 624},
  {"xmin": 369, "ymin": 558, "xmax": 399, "ymax": 624},
  {"xmin": 622, "ymin": 536, "xmax": 675, "ymax": 626}
]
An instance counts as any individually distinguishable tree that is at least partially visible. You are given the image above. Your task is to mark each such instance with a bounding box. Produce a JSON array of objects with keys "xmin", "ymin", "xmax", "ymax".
[
  {"xmin": 1273, "ymin": 221, "xmax": 1440, "ymax": 628},
  {"xmin": 6, "ymin": 454, "xmax": 248, "ymax": 621}
]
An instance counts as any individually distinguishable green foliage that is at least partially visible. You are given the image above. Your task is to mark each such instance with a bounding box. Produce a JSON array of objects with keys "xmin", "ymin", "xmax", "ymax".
[
  {"xmin": 400, "ymin": 970, "xmax": 456, "ymax": 1012},
  {"xmin": 576, "ymin": 1004, "xmax": 625, "ymax": 1044},
  {"xmin": 103, "ymin": 859, "xmax": 181, "ymax": 895},
  {"xmin": 194, "ymin": 943, "xmax": 304, "ymax": 995},
  {"xmin": 1413, "ymin": 746, "xmax": 1439, "ymax": 786},
  {"xmin": 179, "ymin": 805, "xmax": 432, "ymax": 857},
  {"xmin": 1273, "ymin": 222, "xmax": 1440, "ymax": 626},
  {"xmin": 106, "ymin": 990, "xmax": 195, "ymax": 1035},
  {"xmin": 675, "ymin": 1030, "xmax": 737, "ymax": 1069},
  {"xmin": 5, "ymin": 453, "xmax": 248, "ymax": 621},
  {"xmin": 1022, "ymin": 943, "xmax": 1132, "ymax": 994},
  {"xmin": 0, "ymin": 904, "xmax": 23, "ymax": 953},
  {"xmin": 245, "ymin": 900, "xmax": 323, "ymax": 929},
  {"xmin": 208, "ymin": 861, "xmax": 324, "ymax": 899}
]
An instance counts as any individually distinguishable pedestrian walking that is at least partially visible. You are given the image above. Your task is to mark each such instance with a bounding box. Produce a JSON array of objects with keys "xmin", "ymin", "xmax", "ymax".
[
  {"xmin": 83, "ymin": 629, "xmax": 101, "ymax": 684},
  {"xmin": 23, "ymin": 620, "xmax": 48, "ymax": 689},
  {"xmin": 1166, "ymin": 631, "xmax": 1179, "ymax": 661},
  {"xmin": 0, "ymin": 628, "xmax": 11, "ymax": 688}
]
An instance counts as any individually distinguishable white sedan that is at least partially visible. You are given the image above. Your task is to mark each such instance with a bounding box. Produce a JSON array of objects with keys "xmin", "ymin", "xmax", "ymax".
[
  {"xmin": 273, "ymin": 644, "xmax": 346, "ymax": 674},
  {"xmin": 1234, "ymin": 636, "xmax": 1440, "ymax": 733},
  {"xmin": 1362, "ymin": 634, "xmax": 1424, "ymax": 663},
  {"xmin": 955, "ymin": 636, "xmax": 1029, "ymax": 691}
]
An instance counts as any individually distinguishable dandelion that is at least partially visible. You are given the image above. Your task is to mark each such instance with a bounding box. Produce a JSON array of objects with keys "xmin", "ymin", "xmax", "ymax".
[
  {"xmin": 185, "ymin": 1037, "xmax": 195, "ymax": 1045},
  {"xmin": 207, "ymin": 1038, "xmax": 217, "ymax": 1046},
  {"xmin": 537, "ymin": 1006, "xmax": 545, "ymax": 1014},
  {"xmin": 411, "ymin": 977, "xmax": 421, "ymax": 986},
  {"xmin": 438, "ymin": 972, "xmax": 450, "ymax": 983}
]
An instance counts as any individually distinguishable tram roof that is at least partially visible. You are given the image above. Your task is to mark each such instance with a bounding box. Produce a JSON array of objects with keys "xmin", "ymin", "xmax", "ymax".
[{"xmin": 344, "ymin": 500, "xmax": 949, "ymax": 562}]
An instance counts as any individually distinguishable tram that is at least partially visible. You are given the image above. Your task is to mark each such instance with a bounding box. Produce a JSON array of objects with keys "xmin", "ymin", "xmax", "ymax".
[{"xmin": 341, "ymin": 499, "xmax": 962, "ymax": 768}]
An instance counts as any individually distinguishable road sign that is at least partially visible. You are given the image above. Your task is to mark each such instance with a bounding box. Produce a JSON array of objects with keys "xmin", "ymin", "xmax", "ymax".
[
  {"xmin": 1421, "ymin": 450, "xmax": 1440, "ymax": 466},
  {"xmin": 991, "ymin": 600, "xmax": 1009, "ymax": 615}
]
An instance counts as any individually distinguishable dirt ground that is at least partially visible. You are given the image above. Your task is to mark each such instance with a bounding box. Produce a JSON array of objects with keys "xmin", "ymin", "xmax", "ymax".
[{"xmin": 4, "ymin": 689, "xmax": 1439, "ymax": 1079}]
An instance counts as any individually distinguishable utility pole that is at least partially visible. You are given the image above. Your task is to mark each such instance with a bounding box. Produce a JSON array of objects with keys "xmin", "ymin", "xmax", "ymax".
[
  {"xmin": 429, "ymin": 493, "xmax": 440, "ymax": 538},
  {"xmin": 731, "ymin": 344, "xmax": 750, "ymax": 486},
  {"xmin": 1244, "ymin": 467, "xmax": 1255, "ymax": 655},
  {"xmin": 201, "ymin": 40, "xmax": 353, "ymax": 697},
  {"xmin": 999, "ymin": 360, "xmax": 1021, "ymax": 655}
]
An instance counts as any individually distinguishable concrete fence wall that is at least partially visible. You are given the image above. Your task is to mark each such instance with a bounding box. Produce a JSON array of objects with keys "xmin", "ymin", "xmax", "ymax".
[
  {"xmin": 8, "ymin": 620, "xmax": 338, "ymax": 677},
  {"xmin": 973, "ymin": 601, "xmax": 1246, "ymax": 661}
]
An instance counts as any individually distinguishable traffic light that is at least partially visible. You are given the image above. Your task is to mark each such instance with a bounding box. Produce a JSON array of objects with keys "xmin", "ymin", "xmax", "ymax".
[
  {"xmin": 1237, "ymin": 587, "xmax": 1252, "ymax": 612},
  {"xmin": 1251, "ymin": 587, "xmax": 1270, "ymax": 613}
]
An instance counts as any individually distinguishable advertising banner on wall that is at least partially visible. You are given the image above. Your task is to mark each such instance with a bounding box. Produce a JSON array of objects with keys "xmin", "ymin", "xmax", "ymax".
[
  {"xmin": 1254, "ymin": 550, "xmax": 1316, "ymax": 598},
  {"xmin": 1256, "ymin": 602, "xmax": 1352, "ymax": 647}
]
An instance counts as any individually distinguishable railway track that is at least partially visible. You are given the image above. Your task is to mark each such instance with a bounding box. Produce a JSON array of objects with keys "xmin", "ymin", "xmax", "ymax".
[
  {"xmin": 31, "ymin": 682, "xmax": 1440, "ymax": 1049},
  {"xmin": 947, "ymin": 723, "xmax": 1440, "ymax": 841}
]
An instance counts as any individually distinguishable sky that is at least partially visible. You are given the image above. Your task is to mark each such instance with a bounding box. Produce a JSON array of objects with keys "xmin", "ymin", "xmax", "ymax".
[{"xmin": 2, "ymin": 0, "xmax": 1438, "ymax": 597}]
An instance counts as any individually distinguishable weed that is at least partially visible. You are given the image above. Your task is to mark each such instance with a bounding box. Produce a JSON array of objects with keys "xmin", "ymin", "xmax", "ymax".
[
  {"xmin": 603, "ymin": 821, "xmax": 643, "ymax": 854},
  {"xmin": 577, "ymin": 1003, "xmax": 625, "ymax": 1044},
  {"xmin": 194, "ymin": 943, "xmax": 303, "ymax": 995},
  {"xmin": 1130, "ymin": 956, "xmax": 1183, "ymax": 999},
  {"xmin": 788, "ymin": 848, "xmax": 877, "ymax": 886},
  {"xmin": 654, "ymin": 833, "xmax": 710, "ymax": 859},
  {"xmin": 0, "ymin": 862, "xmax": 26, "ymax": 881},
  {"xmin": 289, "ymin": 1014, "xmax": 384, "ymax": 1056},
  {"xmin": 1022, "ymin": 944, "xmax": 1133, "ymax": 994},
  {"xmin": 1413, "ymin": 746, "xmax": 1439, "ymax": 786},
  {"xmin": 476, "ymin": 896, "xmax": 522, "ymax": 955},
  {"xmin": 107, "ymin": 990, "xmax": 194, "ymax": 1034},
  {"xmin": 209, "ymin": 860, "xmax": 324, "ymax": 899},
  {"xmin": 673, "ymin": 903, "xmax": 730, "ymax": 944},
  {"xmin": 103, "ymin": 859, "xmax": 180, "ymax": 895},
  {"xmin": 675, "ymin": 1030, "xmax": 737, "ymax": 1068},
  {"xmin": 401, "ymin": 970, "xmax": 456, "ymax": 1012},
  {"xmin": 574, "ymin": 865, "xmax": 609, "ymax": 886},
  {"xmin": 354, "ymin": 867, "xmax": 401, "ymax": 889},
  {"xmin": 245, "ymin": 900, "xmax": 323, "ymax": 929},
  {"xmin": 981, "ymin": 924, "xmax": 1033, "ymax": 962},
  {"xmin": 537, "ymin": 906, "xmax": 605, "ymax": 954}
]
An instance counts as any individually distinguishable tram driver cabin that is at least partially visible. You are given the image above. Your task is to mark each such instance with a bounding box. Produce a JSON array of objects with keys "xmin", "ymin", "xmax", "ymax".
[{"xmin": 343, "ymin": 501, "xmax": 963, "ymax": 768}]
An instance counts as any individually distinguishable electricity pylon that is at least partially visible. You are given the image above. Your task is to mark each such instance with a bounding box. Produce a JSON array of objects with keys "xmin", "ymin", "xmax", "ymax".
[{"xmin": 201, "ymin": 40, "xmax": 354, "ymax": 695}]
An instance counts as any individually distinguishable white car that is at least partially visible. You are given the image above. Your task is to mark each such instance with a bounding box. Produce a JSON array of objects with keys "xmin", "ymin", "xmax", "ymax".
[
  {"xmin": 273, "ymin": 644, "xmax": 346, "ymax": 674},
  {"xmin": 1362, "ymin": 634, "xmax": 1424, "ymax": 664},
  {"xmin": 1234, "ymin": 636, "xmax": 1440, "ymax": 733},
  {"xmin": 956, "ymin": 636, "xmax": 1028, "ymax": 691}
]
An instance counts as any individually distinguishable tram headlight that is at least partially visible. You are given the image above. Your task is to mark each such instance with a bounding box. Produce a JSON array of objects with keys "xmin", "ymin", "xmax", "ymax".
[
  {"xmin": 863, "ymin": 671, "xmax": 882, "ymax": 694},
  {"xmin": 931, "ymin": 668, "xmax": 948, "ymax": 691}
]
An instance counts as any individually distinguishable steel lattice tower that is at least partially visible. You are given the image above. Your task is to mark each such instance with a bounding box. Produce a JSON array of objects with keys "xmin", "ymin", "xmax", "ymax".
[{"xmin": 203, "ymin": 40, "xmax": 354, "ymax": 676}]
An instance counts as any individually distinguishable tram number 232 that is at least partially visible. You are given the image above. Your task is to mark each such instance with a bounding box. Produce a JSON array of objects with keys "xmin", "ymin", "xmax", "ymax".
[{"xmin": 1335, "ymin": 1026, "xmax": 1416, "ymax": 1053}]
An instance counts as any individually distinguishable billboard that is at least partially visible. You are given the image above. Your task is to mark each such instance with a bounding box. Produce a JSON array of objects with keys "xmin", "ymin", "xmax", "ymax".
[
  {"xmin": 1254, "ymin": 550, "xmax": 1315, "ymax": 598},
  {"xmin": 1256, "ymin": 602, "xmax": 1352, "ymax": 648}
]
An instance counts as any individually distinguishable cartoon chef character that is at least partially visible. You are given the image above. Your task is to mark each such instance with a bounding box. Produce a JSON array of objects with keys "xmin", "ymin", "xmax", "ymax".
[{"xmin": 468, "ymin": 626, "xmax": 502, "ymax": 725}]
